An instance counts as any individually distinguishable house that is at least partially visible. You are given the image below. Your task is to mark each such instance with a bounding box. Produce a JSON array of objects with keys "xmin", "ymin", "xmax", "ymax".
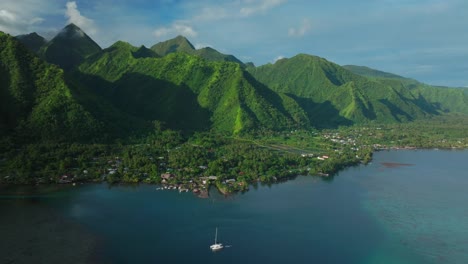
[
  {"xmin": 161, "ymin": 173, "xmax": 175, "ymax": 179},
  {"xmin": 208, "ymin": 176, "xmax": 218, "ymax": 180},
  {"xmin": 199, "ymin": 165, "xmax": 208, "ymax": 170},
  {"xmin": 59, "ymin": 175, "xmax": 72, "ymax": 184},
  {"xmin": 225, "ymin": 179, "xmax": 236, "ymax": 183}
]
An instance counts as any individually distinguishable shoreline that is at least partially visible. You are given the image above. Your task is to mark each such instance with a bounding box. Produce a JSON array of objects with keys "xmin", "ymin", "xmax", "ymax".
[{"xmin": 1, "ymin": 148, "xmax": 467, "ymax": 196}]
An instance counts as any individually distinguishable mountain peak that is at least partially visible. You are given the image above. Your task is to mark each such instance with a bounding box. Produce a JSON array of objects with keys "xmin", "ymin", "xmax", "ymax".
[
  {"xmin": 150, "ymin": 35, "xmax": 195, "ymax": 56},
  {"xmin": 57, "ymin": 23, "xmax": 87, "ymax": 39},
  {"xmin": 15, "ymin": 32, "xmax": 47, "ymax": 53},
  {"xmin": 40, "ymin": 23, "xmax": 101, "ymax": 70}
]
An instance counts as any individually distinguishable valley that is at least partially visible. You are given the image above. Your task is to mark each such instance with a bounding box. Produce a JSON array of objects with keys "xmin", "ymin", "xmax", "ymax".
[{"xmin": 1, "ymin": 24, "xmax": 467, "ymax": 192}]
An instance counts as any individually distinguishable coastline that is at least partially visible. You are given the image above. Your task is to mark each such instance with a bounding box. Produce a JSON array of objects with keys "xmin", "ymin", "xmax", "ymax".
[{"xmin": 1, "ymin": 144, "xmax": 466, "ymax": 196}]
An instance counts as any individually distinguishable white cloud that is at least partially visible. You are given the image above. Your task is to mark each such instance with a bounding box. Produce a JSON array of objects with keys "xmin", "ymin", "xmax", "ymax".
[
  {"xmin": 0, "ymin": 0, "xmax": 51, "ymax": 35},
  {"xmin": 273, "ymin": 55, "xmax": 285, "ymax": 63},
  {"xmin": 288, "ymin": 19, "xmax": 311, "ymax": 37},
  {"xmin": 194, "ymin": 43, "xmax": 212, "ymax": 49},
  {"xmin": 240, "ymin": 0, "xmax": 287, "ymax": 17},
  {"xmin": 154, "ymin": 22, "xmax": 197, "ymax": 39},
  {"xmin": 0, "ymin": 9, "xmax": 16, "ymax": 23},
  {"xmin": 65, "ymin": 1, "xmax": 97, "ymax": 36}
]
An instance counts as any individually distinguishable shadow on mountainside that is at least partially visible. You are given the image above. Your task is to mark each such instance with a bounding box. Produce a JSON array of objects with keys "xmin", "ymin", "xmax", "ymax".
[
  {"xmin": 285, "ymin": 93, "xmax": 354, "ymax": 128},
  {"xmin": 68, "ymin": 71, "xmax": 212, "ymax": 138}
]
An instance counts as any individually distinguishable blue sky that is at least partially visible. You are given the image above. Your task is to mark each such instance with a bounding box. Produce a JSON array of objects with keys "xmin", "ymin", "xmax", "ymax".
[{"xmin": 1, "ymin": 0, "xmax": 467, "ymax": 87}]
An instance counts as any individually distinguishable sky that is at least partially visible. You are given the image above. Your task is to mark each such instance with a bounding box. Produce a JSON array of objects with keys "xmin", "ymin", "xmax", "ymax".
[{"xmin": 1, "ymin": 0, "xmax": 467, "ymax": 87}]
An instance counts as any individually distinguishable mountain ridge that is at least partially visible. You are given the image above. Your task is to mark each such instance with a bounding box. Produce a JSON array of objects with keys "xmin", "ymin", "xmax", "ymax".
[
  {"xmin": 2, "ymin": 24, "xmax": 467, "ymax": 141},
  {"xmin": 151, "ymin": 35, "xmax": 245, "ymax": 66}
]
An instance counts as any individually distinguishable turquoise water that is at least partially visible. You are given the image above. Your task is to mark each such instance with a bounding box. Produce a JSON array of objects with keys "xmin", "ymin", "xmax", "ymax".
[{"xmin": 1, "ymin": 150, "xmax": 467, "ymax": 264}]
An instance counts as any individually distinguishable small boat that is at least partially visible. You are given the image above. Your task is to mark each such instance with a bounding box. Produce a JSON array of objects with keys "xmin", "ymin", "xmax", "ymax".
[{"xmin": 210, "ymin": 227, "xmax": 223, "ymax": 251}]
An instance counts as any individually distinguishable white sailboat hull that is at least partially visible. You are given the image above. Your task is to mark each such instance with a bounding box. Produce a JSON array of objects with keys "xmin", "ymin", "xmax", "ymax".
[
  {"xmin": 210, "ymin": 243, "xmax": 224, "ymax": 251},
  {"xmin": 210, "ymin": 228, "xmax": 224, "ymax": 251}
]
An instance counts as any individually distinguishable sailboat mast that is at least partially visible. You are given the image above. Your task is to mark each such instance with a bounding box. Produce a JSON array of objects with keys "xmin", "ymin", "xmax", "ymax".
[{"xmin": 215, "ymin": 227, "xmax": 218, "ymax": 244}]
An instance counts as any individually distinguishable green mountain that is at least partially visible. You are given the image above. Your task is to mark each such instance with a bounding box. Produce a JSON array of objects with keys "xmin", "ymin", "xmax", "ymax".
[
  {"xmin": 247, "ymin": 54, "xmax": 437, "ymax": 126},
  {"xmin": 39, "ymin": 23, "xmax": 101, "ymax": 70},
  {"xmin": 344, "ymin": 65, "xmax": 468, "ymax": 115},
  {"xmin": 77, "ymin": 41, "xmax": 304, "ymax": 133},
  {"xmin": 151, "ymin": 36, "xmax": 244, "ymax": 65},
  {"xmin": 2, "ymin": 24, "xmax": 467, "ymax": 141},
  {"xmin": 15, "ymin": 32, "xmax": 46, "ymax": 53},
  {"xmin": 151, "ymin": 35, "xmax": 196, "ymax": 56},
  {"xmin": 0, "ymin": 31, "xmax": 102, "ymax": 141}
]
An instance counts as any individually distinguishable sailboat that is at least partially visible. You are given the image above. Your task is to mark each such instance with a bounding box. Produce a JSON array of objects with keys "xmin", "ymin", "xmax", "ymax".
[{"xmin": 210, "ymin": 227, "xmax": 224, "ymax": 251}]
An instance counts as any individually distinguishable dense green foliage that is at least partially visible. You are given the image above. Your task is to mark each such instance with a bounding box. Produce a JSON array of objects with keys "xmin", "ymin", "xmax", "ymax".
[
  {"xmin": 344, "ymin": 65, "xmax": 468, "ymax": 115},
  {"xmin": 0, "ymin": 32, "xmax": 102, "ymax": 142},
  {"xmin": 77, "ymin": 42, "xmax": 304, "ymax": 133},
  {"xmin": 1, "ymin": 24, "xmax": 467, "ymax": 192},
  {"xmin": 0, "ymin": 128, "xmax": 367, "ymax": 186},
  {"xmin": 151, "ymin": 35, "xmax": 245, "ymax": 65},
  {"xmin": 248, "ymin": 54, "xmax": 440, "ymax": 127},
  {"xmin": 336, "ymin": 114, "xmax": 468, "ymax": 149}
]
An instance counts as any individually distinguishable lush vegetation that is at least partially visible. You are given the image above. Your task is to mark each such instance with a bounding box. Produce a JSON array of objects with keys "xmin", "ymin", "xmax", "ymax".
[
  {"xmin": 0, "ymin": 31, "xmax": 102, "ymax": 142},
  {"xmin": 77, "ymin": 42, "xmax": 304, "ymax": 133},
  {"xmin": 0, "ymin": 125, "xmax": 369, "ymax": 189},
  {"xmin": 344, "ymin": 64, "xmax": 468, "ymax": 115},
  {"xmin": 247, "ymin": 54, "xmax": 440, "ymax": 127},
  {"xmin": 1, "ymin": 24, "xmax": 467, "ymax": 194}
]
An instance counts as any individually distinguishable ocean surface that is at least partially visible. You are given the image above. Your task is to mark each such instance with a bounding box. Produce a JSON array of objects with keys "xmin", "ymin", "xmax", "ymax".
[{"xmin": 1, "ymin": 150, "xmax": 467, "ymax": 264}]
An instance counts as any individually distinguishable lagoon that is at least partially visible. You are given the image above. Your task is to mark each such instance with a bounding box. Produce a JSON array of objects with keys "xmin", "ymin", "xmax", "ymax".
[{"xmin": 1, "ymin": 150, "xmax": 467, "ymax": 264}]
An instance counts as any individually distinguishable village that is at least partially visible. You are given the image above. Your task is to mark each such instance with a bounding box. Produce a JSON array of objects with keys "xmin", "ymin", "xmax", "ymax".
[{"xmin": 5, "ymin": 119, "xmax": 465, "ymax": 189}]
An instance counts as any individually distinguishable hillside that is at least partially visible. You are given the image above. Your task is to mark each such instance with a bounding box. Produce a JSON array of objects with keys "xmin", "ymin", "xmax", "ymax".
[
  {"xmin": 2, "ymin": 24, "xmax": 467, "ymax": 141},
  {"xmin": 247, "ymin": 54, "xmax": 438, "ymax": 127},
  {"xmin": 345, "ymin": 65, "xmax": 468, "ymax": 115},
  {"xmin": 151, "ymin": 36, "xmax": 245, "ymax": 65},
  {"xmin": 77, "ymin": 41, "xmax": 305, "ymax": 133},
  {"xmin": 39, "ymin": 23, "xmax": 101, "ymax": 70},
  {"xmin": 0, "ymin": 31, "xmax": 102, "ymax": 142}
]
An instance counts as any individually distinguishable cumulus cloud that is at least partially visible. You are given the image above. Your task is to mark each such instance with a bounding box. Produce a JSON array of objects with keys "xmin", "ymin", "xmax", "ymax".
[
  {"xmin": 0, "ymin": 9, "xmax": 16, "ymax": 23},
  {"xmin": 154, "ymin": 22, "xmax": 197, "ymax": 39},
  {"xmin": 0, "ymin": 2, "xmax": 47, "ymax": 35},
  {"xmin": 288, "ymin": 19, "xmax": 311, "ymax": 37},
  {"xmin": 240, "ymin": 0, "xmax": 287, "ymax": 17},
  {"xmin": 65, "ymin": 1, "xmax": 97, "ymax": 35}
]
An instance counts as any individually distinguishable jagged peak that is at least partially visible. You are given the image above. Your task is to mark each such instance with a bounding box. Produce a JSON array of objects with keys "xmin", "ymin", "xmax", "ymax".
[
  {"xmin": 17, "ymin": 32, "xmax": 42, "ymax": 38},
  {"xmin": 151, "ymin": 35, "xmax": 196, "ymax": 53},
  {"xmin": 172, "ymin": 35, "xmax": 194, "ymax": 44},
  {"xmin": 110, "ymin": 40, "xmax": 134, "ymax": 48},
  {"xmin": 64, "ymin": 23, "xmax": 81, "ymax": 31}
]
